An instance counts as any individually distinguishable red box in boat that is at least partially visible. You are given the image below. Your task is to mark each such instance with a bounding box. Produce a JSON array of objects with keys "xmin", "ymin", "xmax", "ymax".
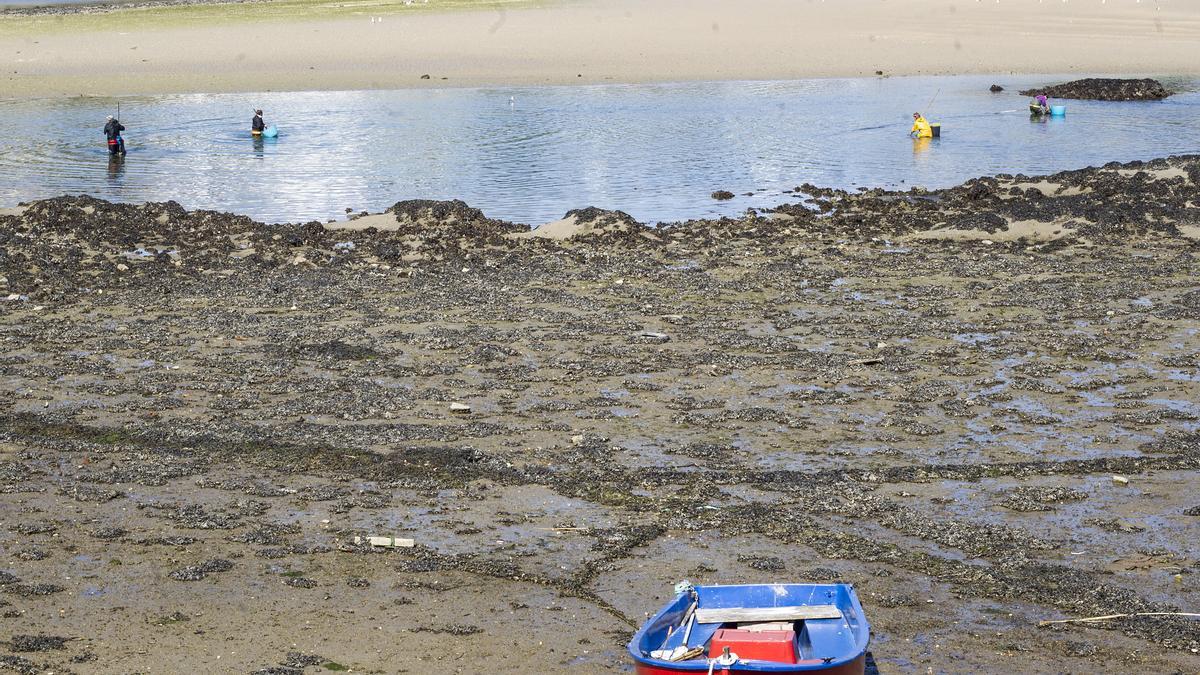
[{"xmin": 710, "ymin": 628, "xmax": 798, "ymax": 664}]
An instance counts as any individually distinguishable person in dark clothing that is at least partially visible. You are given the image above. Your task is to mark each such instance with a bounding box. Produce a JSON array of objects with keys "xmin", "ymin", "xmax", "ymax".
[
  {"xmin": 251, "ymin": 109, "xmax": 265, "ymax": 136},
  {"xmin": 104, "ymin": 116, "xmax": 126, "ymax": 155}
]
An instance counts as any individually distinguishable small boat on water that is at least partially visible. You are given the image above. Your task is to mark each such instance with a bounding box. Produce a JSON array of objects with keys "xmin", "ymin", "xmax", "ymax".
[{"xmin": 627, "ymin": 582, "xmax": 870, "ymax": 674}]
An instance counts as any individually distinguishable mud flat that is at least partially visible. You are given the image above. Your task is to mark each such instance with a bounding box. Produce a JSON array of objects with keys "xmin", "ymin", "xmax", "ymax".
[{"xmin": 1, "ymin": 157, "xmax": 1199, "ymax": 673}]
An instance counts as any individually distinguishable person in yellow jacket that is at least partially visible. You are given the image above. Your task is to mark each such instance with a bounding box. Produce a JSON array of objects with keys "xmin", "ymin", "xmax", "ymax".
[{"xmin": 910, "ymin": 112, "xmax": 933, "ymax": 139}]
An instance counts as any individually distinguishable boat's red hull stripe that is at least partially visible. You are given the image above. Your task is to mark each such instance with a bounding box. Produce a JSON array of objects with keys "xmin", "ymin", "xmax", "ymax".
[{"xmin": 634, "ymin": 654, "xmax": 866, "ymax": 675}]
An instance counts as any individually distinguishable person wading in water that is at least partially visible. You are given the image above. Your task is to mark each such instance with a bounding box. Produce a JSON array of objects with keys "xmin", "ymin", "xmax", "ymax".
[
  {"xmin": 252, "ymin": 109, "xmax": 265, "ymax": 136},
  {"xmin": 104, "ymin": 115, "xmax": 126, "ymax": 155}
]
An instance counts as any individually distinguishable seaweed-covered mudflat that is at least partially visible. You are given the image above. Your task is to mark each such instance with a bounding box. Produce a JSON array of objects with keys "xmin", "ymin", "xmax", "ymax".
[{"xmin": 1, "ymin": 156, "xmax": 1198, "ymax": 673}]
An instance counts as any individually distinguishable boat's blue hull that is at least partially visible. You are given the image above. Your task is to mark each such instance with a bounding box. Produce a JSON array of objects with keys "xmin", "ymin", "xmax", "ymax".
[{"xmin": 628, "ymin": 584, "xmax": 870, "ymax": 674}]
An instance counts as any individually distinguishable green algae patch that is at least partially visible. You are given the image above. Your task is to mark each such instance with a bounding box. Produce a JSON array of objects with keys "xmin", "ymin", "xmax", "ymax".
[{"xmin": 0, "ymin": 0, "xmax": 547, "ymax": 35}]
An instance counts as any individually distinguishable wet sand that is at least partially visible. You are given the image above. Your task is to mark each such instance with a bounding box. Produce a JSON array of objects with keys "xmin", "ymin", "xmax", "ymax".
[
  {"xmin": 3, "ymin": 0, "xmax": 1200, "ymax": 97},
  {"xmin": 1, "ymin": 157, "xmax": 1199, "ymax": 672}
]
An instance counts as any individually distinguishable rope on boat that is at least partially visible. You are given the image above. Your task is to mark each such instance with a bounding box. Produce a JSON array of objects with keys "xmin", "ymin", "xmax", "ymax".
[{"xmin": 706, "ymin": 646, "xmax": 740, "ymax": 675}]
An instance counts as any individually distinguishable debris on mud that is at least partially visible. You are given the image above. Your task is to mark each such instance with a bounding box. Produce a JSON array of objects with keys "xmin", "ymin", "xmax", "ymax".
[
  {"xmin": 152, "ymin": 612, "xmax": 190, "ymax": 625},
  {"xmin": 412, "ymin": 624, "xmax": 483, "ymax": 636}
]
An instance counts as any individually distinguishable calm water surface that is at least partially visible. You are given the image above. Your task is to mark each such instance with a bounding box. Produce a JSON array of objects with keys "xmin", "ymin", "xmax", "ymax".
[{"xmin": 0, "ymin": 75, "xmax": 1197, "ymax": 224}]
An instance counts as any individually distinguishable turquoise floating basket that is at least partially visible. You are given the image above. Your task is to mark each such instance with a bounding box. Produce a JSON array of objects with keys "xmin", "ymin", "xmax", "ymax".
[
  {"xmin": 1049, "ymin": 106, "xmax": 1066, "ymax": 117},
  {"xmin": 263, "ymin": 126, "xmax": 278, "ymax": 138}
]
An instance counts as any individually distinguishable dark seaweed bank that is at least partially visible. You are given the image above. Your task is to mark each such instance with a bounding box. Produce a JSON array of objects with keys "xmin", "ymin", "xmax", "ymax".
[
  {"xmin": 2, "ymin": 155, "xmax": 1198, "ymax": 299},
  {"xmin": 1019, "ymin": 78, "xmax": 1173, "ymax": 101},
  {"xmin": 0, "ymin": 157, "xmax": 1198, "ymax": 673}
]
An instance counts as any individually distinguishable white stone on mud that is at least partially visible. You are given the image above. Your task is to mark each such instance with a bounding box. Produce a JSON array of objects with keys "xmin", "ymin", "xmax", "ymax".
[{"xmin": 355, "ymin": 535, "xmax": 414, "ymax": 548}]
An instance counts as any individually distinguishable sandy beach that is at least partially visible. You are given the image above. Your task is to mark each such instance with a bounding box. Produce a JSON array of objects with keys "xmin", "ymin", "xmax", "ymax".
[{"xmin": 2, "ymin": 0, "xmax": 1199, "ymax": 97}]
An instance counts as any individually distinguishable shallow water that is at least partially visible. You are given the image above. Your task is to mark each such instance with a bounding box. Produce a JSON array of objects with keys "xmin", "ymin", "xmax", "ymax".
[{"xmin": 1, "ymin": 75, "xmax": 1198, "ymax": 224}]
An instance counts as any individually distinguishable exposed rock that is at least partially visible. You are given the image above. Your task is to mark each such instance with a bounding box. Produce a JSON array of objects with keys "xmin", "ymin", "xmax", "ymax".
[
  {"xmin": 0, "ymin": 655, "xmax": 37, "ymax": 675},
  {"xmin": 1019, "ymin": 78, "xmax": 1171, "ymax": 101},
  {"xmin": 737, "ymin": 553, "xmax": 785, "ymax": 571},
  {"xmin": 168, "ymin": 558, "xmax": 234, "ymax": 581},
  {"xmin": 281, "ymin": 653, "xmax": 323, "ymax": 668},
  {"xmin": 8, "ymin": 635, "xmax": 69, "ymax": 652},
  {"xmin": 1000, "ymin": 486, "xmax": 1089, "ymax": 512},
  {"xmin": 519, "ymin": 207, "xmax": 652, "ymax": 243},
  {"xmin": 385, "ymin": 199, "xmax": 526, "ymax": 238}
]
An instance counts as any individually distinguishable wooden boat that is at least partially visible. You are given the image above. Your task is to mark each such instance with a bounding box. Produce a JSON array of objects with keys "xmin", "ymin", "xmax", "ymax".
[{"xmin": 627, "ymin": 583, "xmax": 870, "ymax": 674}]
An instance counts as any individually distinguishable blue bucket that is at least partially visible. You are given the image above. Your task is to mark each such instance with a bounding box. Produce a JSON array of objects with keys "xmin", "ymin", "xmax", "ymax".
[
  {"xmin": 1049, "ymin": 105, "xmax": 1066, "ymax": 117},
  {"xmin": 263, "ymin": 125, "xmax": 279, "ymax": 138}
]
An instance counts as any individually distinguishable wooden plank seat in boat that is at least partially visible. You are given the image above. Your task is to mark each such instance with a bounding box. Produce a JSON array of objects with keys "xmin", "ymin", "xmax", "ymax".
[{"xmin": 693, "ymin": 605, "xmax": 842, "ymax": 624}]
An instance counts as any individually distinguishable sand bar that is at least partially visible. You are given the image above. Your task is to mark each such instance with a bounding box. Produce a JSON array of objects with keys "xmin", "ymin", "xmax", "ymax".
[{"xmin": 2, "ymin": 0, "xmax": 1199, "ymax": 97}]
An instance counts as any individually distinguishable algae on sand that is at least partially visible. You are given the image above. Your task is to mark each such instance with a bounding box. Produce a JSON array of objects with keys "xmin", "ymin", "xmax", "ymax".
[{"xmin": 0, "ymin": 0, "xmax": 546, "ymax": 34}]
